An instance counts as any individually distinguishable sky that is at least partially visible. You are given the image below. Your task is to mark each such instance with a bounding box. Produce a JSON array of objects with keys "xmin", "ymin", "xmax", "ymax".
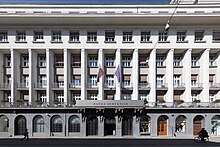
[{"xmin": 0, "ymin": 0, "xmax": 171, "ymax": 5}]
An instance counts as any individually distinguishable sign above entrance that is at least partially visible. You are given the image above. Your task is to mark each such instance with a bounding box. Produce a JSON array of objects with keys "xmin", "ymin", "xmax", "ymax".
[{"xmin": 76, "ymin": 100, "xmax": 144, "ymax": 108}]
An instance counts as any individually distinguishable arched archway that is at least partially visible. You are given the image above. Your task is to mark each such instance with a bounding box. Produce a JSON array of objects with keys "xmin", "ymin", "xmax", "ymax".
[
  {"xmin": 86, "ymin": 116, "xmax": 98, "ymax": 136},
  {"xmin": 175, "ymin": 115, "xmax": 187, "ymax": 133},
  {"xmin": 50, "ymin": 115, "xmax": 62, "ymax": 133},
  {"xmin": 211, "ymin": 115, "xmax": 220, "ymax": 136},
  {"xmin": 68, "ymin": 115, "xmax": 80, "ymax": 133},
  {"xmin": 14, "ymin": 115, "xmax": 26, "ymax": 135},
  {"xmin": 104, "ymin": 116, "xmax": 116, "ymax": 136},
  {"xmin": 140, "ymin": 115, "xmax": 151, "ymax": 135},
  {"xmin": 157, "ymin": 115, "xmax": 168, "ymax": 136},
  {"xmin": 0, "ymin": 115, "xmax": 9, "ymax": 132},
  {"xmin": 193, "ymin": 115, "xmax": 205, "ymax": 135},
  {"xmin": 33, "ymin": 115, "xmax": 44, "ymax": 133},
  {"xmin": 122, "ymin": 116, "xmax": 133, "ymax": 136}
]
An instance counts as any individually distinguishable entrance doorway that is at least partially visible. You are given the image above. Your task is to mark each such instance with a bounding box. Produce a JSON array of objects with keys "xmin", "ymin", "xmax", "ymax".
[
  {"xmin": 193, "ymin": 115, "xmax": 204, "ymax": 135},
  {"xmin": 122, "ymin": 116, "xmax": 133, "ymax": 136},
  {"xmin": 86, "ymin": 116, "xmax": 98, "ymax": 136},
  {"xmin": 104, "ymin": 116, "xmax": 116, "ymax": 136},
  {"xmin": 157, "ymin": 115, "xmax": 168, "ymax": 136},
  {"xmin": 14, "ymin": 115, "xmax": 26, "ymax": 135}
]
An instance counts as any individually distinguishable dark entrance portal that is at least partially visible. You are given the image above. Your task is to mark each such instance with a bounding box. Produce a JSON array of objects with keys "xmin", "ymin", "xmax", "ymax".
[{"xmin": 104, "ymin": 116, "xmax": 116, "ymax": 136}]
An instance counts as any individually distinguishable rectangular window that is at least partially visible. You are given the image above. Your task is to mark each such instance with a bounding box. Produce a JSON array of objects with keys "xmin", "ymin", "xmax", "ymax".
[
  {"xmin": 173, "ymin": 75, "xmax": 181, "ymax": 87},
  {"xmin": 21, "ymin": 56, "xmax": 29, "ymax": 67},
  {"xmin": 69, "ymin": 31, "xmax": 79, "ymax": 42},
  {"xmin": 39, "ymin": 75, "xmax": 47, "ymax": 87},
  {"xmin": 72, "ymin": 93, "xmax": 81, "ymax": 100},
  {"xmin": 139, "ymin": 56, "xmax": 149, "ymax": 67},
  {"xmin": 16, "ymin": 31, "xmax": 26, "ymax": 42},
  {"xmin": 34, "ymin": 31, "xmax": 44, "ymax": 41},
  {"xmin": 209, "ymin": 56, "xmax": 215, "ymax": 66},
  {"xmin": 55, "ymin": 55, "xmax": 64, "ymax": 67},
  {"xmin": 122, "ymin": 57, "xmax": 131, "ymax": 67},
  {"xmin": 195, "ymin": 30, "xmax": 204, "ymax": 41},
  {"xmin": 105, "ymin": 57, "xmax": 114, "ymax": 67},
  {"xmin": 141, "ymin": 31, "xmax": 151, "ymax": 42},
  {"xmin": 87, "ymin": 31, "xmax": 97, "ymax": 42},
  {"xmin": 5, "ymin": 55, "xmax": 11, "ymax": 67},
  {"xmin": 89, "ymin": 57, "xmax": 98, "ymax": 67},
  {"xmin": 139, "ymin": 75, "xmax": 148, "ymax": 84},
  {"xmin": 56, "ymin": 93, "xmax": 64, "ymax": 103},
  {"xmin": 105, "ymin": 31, "xmax": 115, "ymax": 42},
  {"xmin": 191, "ymin": 56, "xmax": 199, "ymax": 66},
  {"xmin": 39, "ymin": 56, "xmax": 46, "ymax": 67},
  {"xmin": 89, "ymin": 75, "xmax": 97, "ymax": 87},
  {"xmin": 22, "ymin": 75, "xmax": 29, "ymax": 87},
  {"xmin": 123, "ymin": 31, "xmax": 132, "ymax": 42},
  {"xmin": 173, "ymin": 56, "xmax": 182, "ymax": 67},
  {"xmin": 57, "ymin": 75, "xmax": 64, "ymax": 88},
  {"xmin": 72, "ymin": 75, "xmax": 81, "ymax": 87},
  {"xmin": 6, "ymin": 75, "xmax": 11, "ymax": 84},
  {"xmin": 0, "ymin": 31, "xmax": 8, "ymax": 42},
  {"xmin": 88, "ymin": 93, "xmax": 98, "ymax": 100},
  {"xmin": 158, "ymin": 31, "xmax": 168, "ymax": 42},
  {"xmin": 72, "ymin": 56, "xmax": 81, "ymax": 67},
  {"xmin": 177, "ymin": 31, "xmax": 186, "ymax": 42},
  {"xmin": 40, "ymin": 93, "xmax": 47, "ymax": 103},
  {"xmin": 106, "ymin": 75, "xmax": 115, "ymax": 86},
  {"xmin": 52, "ymin": 31, "xmax": 62, "ymax": 42},
  {"xmin": 139, "ymin": 93, "xmax": 148, "ymax": 101},
  {"xmin": 191, "ymin": 93, "xmax": 198, "ymax": 101},
  {"xmin": 191, "ymin": 75, "xmax": 197, "ymax": 87},
  {"xmin": 122, "ymin": 93, "xmax": 131, "ymax": 100},
  {"xmin": 156, "ymin": 75, "xmax": 164, "ymax": 87},
  {"xmin": 122, "ymin": 75, "xmax": 131, "ymax": 87},
  {"xmin": 156, "ymin": 57, "xmax": 165, "ymax": 67},
  {"xmin": 213, "ymin": 31, "xmax": 220, "ymax": 41}
]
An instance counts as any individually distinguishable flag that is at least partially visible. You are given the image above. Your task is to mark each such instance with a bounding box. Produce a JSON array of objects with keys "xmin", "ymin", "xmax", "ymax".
[
  {"xmin": 96, "ymin": 67, "xmax": 104, "ymax": 82},
  {"xmin": 115, "ymin": 65, "xmax": 120, "ymax": 83},
  {"xmin": 164, "ymin": 20, "xmax": 170, "ymax": 31}
]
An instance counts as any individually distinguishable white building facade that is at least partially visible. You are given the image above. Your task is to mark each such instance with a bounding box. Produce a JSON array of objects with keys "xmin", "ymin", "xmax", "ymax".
[{"xmin": 0, "ymin": 0, "xmax": 220, "ymax": 138}]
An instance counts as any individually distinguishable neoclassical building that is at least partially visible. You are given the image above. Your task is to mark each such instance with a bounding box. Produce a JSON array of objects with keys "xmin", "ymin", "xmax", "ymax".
[{"xmin": 0, "ymin": 0, "xmax": 220, "ymax": 138}]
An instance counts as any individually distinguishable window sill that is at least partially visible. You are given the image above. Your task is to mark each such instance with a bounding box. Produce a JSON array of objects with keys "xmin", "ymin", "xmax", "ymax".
[
  {"xmin": 174, "ymin": 66, "xmax": 183, "ymax": 68},
  {"xmin": 51, "ymin": 41, "xmax": 63, "ymax": 43},
  {"xmin": 209, "ymin": 65, "xmax": 217, "ymax": 68},
  {"xmin": 158, "ymin": 41, "xmax": 170, "ymax": 43},
  {"xmin": 15, "ymin": 41, "xmax": 27, "ymax": 43},
  {"xmin": 105, "ymin": 66, "xmax": 116, "ymax": 68},
  {"xmin": 20, "ymin": 66, "xmax": 29, "ymax": 68},
  {"xmin": 33, "ymin": 41, "xmax": 45, "ymax": 43},
  {"xmin": 192, "ymin": 66, "xmax": 200, "ymax": 68},
  {"xmin": 140, "ymin": 66, "xmax": 149, "ymax": 68},
  {"xmin": 38, "ymin": 66, "xmax": 46, "ymax": 68},
  {"xmin": 156, "ymin": 66, "xmax": 166, "ymax": 68},
  {"xmin": 69, "ymin": 41, "xmax": 81, "ymax": 43},
  {"xmin": 140, "ymin": 41, "xmax": 152, "ymax": 43},
  {"xmin": 86, "ymin": 41, "xmax": 98, "ymax": 43},
  {"xmin": 122, "ymin": 66, "xmax": 132, "ymax": 68},
  {"xmin": 0, "ymin": 41, "xmax": 9, "ymax": 43},
  {"xmin": 194, "ymin": 41, "xmax": 206, "ymax": 43},
  {"xmin": 176, "ymin": 40, "xmax": 188, "ymax": 43},
  {"xmin": 122, "ymin": 41, "xmax": 134, "ymax": 43},
  {"xmin": 104, "ymin": 41, "xmax": 116, "ymax": 43}
]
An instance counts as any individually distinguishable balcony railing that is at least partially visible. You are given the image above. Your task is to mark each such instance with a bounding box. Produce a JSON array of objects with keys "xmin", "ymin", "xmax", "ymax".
[
  {"xmin": 173, "ymin": 83, "xmax": 185, "ymax": 88},
  {"xmin": 0, "ymin": 83, "xmax": 11, "ymax": 88},
  {"xmin": 17, "ymin": 83, "xmax": 29, "ymax": 88},
  {"xmin": 139, "ymin": 83, "xmax": 150, "ymax": 88},
  {"xmin": 210, "ymin": 83, "xmax": 220, "ymax": 88},
  {"xmin": 69, "ymin": 82, "xmax": 81, "ymax": 87},
  {"xmin": 122, "ymin": 83, "xmax": 133, "ymax": 88},
  {"xmin": 156, "ymin": 83, "xmax": 168, "ymax": 88},
  {"xmin": 87, "ymin": 82, "xmax": 98, "ymax": 87},
  {"xmin": 104, "ymin": 83, "xmax": 115, "ymax": 88},
  {"xmin": 52, "ymin": 83, "xmax": 64, "ymax": 88},
  {"xmin": 34, "ymin": 83, "xmax": 47, "ymax": 88},
  {"xmin": 191, "ymin": 83, "xmax": 203, "ymax": 88}
]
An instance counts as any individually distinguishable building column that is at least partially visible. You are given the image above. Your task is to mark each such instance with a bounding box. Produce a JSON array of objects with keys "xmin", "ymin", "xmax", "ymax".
[
  {"xmin": 81, "ymin": 49, "xmax": 87, "ymax": 100},
  {"xmin": 44, "ymin": 114, "xmax": 51, "ymax": 137},
  {"xmin": 116, "ymin": 116, "xmax": 122, "ymax": 137},
  {"xmin": 98, "ymin": 49, "xmax": 104, "ymax": 100},
  {"xmin": 149, "ymin": 49, "xmax": 156, "ymax": 103},
  {"xmin": 28, "ymin": 49, "xmax": 37, "ymax": 104},
  {"xmin": 200, "ymin": 49, "xmax": 210, "ymax": 102},
  {"xmin": 98, "ymin": 116, "xmax": 104, "ymax": 137},
  {"xmin": 115, "ymin": 49, "xmax": 121, "ymax": 100},
  {"xmin": 150, "ymin": 114, "xmax": 158, "ymax": 137},
  {"xmin": 64, "ymin": 49, "xmax": 71, "ymax": 104},
  {"xmin": 11, "ymin": 49, "xmax": 20, "ymax": 102},
  {"xmin": 132, "ymin": 49, "xmax": 139, "ymax": 100},
  {"xmin": 216, "ymin": 52, "xmax": 220, "ymax": 98},
  {"xmin": 183, "ymin": 49, "xmax": 192, "ymax": 102},
  {"xmin": 187, "ymin": 114, "xmax": 194, "ymax": 136},
  {"xmin": 166, "ymin": 49, "xmax": 174, "ymax": 103},
  {"xmin": 133, "ymin": 116, "xmax": 140, "ymax": 137},
  {"xmin": 46, "ymin": 49, "xmax": 54, "ymax": 104},
  {"xmin": 0, "ymin": 52, "xmax": 4, "ymax": 100}
]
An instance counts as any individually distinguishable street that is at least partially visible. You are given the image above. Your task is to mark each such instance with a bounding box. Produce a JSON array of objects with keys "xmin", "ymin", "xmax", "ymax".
[{"xmin": 0, "ymin": 138, "xmax": 219, "ymax": 147}]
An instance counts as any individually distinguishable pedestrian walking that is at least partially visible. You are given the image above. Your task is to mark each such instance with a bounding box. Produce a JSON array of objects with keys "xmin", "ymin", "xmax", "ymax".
[{"xmin": 21, "ymin": 129, "xmax": 29, "ymax": 141}]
